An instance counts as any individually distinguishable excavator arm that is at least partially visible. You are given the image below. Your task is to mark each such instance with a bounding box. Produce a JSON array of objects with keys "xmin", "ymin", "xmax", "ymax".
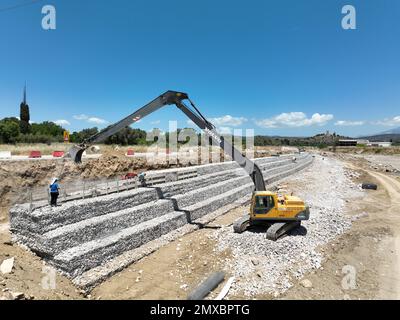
[{"xmin": 68, "ymin": 90, "xmax": 266, "ymax": 191}]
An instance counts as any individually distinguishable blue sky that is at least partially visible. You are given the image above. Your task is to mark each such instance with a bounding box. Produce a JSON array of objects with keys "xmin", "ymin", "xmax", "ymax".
[{"xmin": 0, "ymin": 0, "xmax": 399, "ymax": 137}]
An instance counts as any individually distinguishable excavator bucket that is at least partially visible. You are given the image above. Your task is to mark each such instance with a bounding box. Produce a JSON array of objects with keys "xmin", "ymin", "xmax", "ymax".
[{"xmin": 67, "ymin": 145, "xmax": 86, "ymax": 163}]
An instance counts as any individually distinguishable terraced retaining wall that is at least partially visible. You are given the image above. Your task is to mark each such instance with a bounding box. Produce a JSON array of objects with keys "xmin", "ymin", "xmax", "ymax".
[{"xmin": 10, "ymin": 153, "xmax": 313, "ymax": 286}]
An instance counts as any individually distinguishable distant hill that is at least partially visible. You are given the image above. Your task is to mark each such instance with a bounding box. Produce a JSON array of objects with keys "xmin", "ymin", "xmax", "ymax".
[
  {"xmin": 380, "ymin": 127, "xmax": 400, "ymax": 134},
  {"xmin": 355, "ymin": 126, "xmax": 400, "ymax": 142},
  {"xmin": 254, "ymin": 133, "xmax": 351, "ymax": 147},
  {"xmin": 253, "ymin": 131, "xmax": 400, "ymax": 147},
  {"xmin": 358, "ymin": 133, "xmax": 400, "ymax": 142}
]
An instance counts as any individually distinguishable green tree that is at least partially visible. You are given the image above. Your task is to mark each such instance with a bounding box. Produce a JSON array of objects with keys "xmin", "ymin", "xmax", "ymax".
[
  {"xmin": 0, "ymin": 117, "xmax": 20, "ymax": 143},
  {"xmin": 30, "ymin": 121, "xmax": 64, "ymax": 137},
  {"xmin": 105, "ymin": 127, "xmax": 148, "ymax": 145},
  {"xmin": 19, "ymin": 102, "xmax": 30, "ymax": 134},
  {"xmin": 70, "ymin": 127, "xmax": 99, "ymax": 143}
]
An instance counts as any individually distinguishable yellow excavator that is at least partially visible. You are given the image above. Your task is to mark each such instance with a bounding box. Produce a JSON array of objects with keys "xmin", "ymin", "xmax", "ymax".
[
  {"xmin": 67, "ymin": 91, "xmax": 309, "ymax": 240},
  {"xmin": 233, "ymin": 191, "xmax": 309, "ymax": 240}
]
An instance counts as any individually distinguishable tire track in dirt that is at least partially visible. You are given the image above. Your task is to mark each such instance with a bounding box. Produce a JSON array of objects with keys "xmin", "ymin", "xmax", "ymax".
[{"xmin": 366, "ymin": 171, "xmax": 400, "ymax": 299}]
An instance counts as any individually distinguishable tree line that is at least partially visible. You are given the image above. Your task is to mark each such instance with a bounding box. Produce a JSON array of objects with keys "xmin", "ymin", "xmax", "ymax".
[
  {"xmin": 0, "ymin": 117, "xmax": 149, "ymax": 145},
  {"xmin": 0, "ymin": 117, "xmax": 65, "ymax": 144},
  {"xmin": 0, "ymin": 116, "xmax": 350, "ymax": 147}
]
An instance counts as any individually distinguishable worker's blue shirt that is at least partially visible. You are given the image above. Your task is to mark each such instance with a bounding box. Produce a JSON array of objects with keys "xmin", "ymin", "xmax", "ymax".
[{"xmin": 50, "ymin": 183, "xmax": 59, "ymax": 193}]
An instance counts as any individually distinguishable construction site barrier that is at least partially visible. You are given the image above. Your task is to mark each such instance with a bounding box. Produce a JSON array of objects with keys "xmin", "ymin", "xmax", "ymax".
[
  {"xmin": 52, "ymin": 151, "xmax": 65, "ymax": 158},
  {"xmin": 0, "ymin": 151, "xmax": 12, "ymax": 159},
  {"xmin": 29, "ymin": 151, "xmax": 42, "ymax": 158},
  {"xmin": 122, "ymin": 173, "xmax": 137, "ymax": 180}
]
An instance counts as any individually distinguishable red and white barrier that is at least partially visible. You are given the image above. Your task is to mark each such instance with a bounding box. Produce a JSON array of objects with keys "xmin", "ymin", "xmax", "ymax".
[
  {"xmin": 0, "ymin": 151, "xmax": 11, "ymax": 159},
  {"xmin": 29, "ymin": 151, "xmax": 42, "ymax": 158},
  {"xmin": 52, "ymin": 151, "xmax": 65, "ymax": 158}
]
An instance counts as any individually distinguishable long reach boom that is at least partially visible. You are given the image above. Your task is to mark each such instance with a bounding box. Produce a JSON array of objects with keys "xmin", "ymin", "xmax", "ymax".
[{"xmin": 68, "ymin": 91, "xmax": 266, "ymax": 191}]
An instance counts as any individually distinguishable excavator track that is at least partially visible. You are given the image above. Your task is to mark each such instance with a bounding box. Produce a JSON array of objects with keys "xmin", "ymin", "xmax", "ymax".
[
  {"xmin": 265, "ymin": 221, "xmax": 301, "ymax": 241},
  {"xmin": 233, "ymin": 215, "xmax": 251, "ymax": 234}
]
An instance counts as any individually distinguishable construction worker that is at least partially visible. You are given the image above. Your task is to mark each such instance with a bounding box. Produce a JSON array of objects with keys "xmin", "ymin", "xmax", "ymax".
[
  {"xmin": 49, "ymin": 178, "xmax": 60, "ymax": 207},
  {"xmin": 138, "ymin": 172, "xmax": 147, "ymax": 187}
]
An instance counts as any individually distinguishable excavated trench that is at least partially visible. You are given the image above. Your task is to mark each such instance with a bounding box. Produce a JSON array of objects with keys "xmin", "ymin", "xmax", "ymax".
[{"xmin": 9, "ymin": 153, "xmax": 313, "ymax": 289}]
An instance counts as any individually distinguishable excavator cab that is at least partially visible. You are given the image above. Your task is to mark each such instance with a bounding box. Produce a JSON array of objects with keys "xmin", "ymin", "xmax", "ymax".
[{"xmin": 253, "ymin": 194, "xmax": 275, "ymax": 215}]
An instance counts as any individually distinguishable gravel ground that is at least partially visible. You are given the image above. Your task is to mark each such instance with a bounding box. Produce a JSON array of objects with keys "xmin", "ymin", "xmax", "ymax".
[
  {"xmin": 356, "ymin": 154, "xmax": 400, "ymax": 172},
  {"xmin": 212, "ymin": 155, "xmax": 364, "ymax": 297}
]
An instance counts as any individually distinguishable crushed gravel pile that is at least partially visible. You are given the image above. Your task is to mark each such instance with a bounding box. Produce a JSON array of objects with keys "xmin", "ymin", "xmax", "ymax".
[{"xmin": 211, "ymin": 156, "xmax": 364, "ymax": 297}]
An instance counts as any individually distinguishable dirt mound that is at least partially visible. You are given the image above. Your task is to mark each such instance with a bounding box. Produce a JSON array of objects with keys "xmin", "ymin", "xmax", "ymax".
[{"xmin": 61, "ymin": 155, "xmax": 147, "ymax": 179}]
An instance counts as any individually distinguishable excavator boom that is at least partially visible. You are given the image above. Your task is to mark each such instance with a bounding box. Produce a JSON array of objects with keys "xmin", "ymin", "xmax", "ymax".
[{"xmin": 68, "ymin": 91, "xmax": 266, "ymax": 191}]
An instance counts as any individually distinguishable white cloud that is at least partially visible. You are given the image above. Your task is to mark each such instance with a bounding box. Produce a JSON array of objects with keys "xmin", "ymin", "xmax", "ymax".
[
  {"xmin": 147, "ymin": 128, "xmax": 166, "ymax": 135},
  {"xmin": 88, "ymin": 117, "xmax": 108, "ymax": 125},
  {"xmin": 73, "ymin": 114, "xmax": 108, "ymax": 125},
  {"xmin": 73, "ymin": 114, "xmax": 88, "ymax": 120},
  {"xmin": 54, "ymin": 119, "xmax": 71, "ymax": 126},
  {"xmin": 255, "ymin": 112, "xmax": 334, "ymax": 128},
  {"xmin": 185, "ymin": 118, "xmax": 231, "ymax": 135},
  {"xmin": 217, "ymin": 126, "xmax": 233, "ymax": 134},
  {"xmin": 373, "ymin": 116, "xmax": 400, "ymax": 126},
  {"xmin": 334, "ymin": 120, "xmax": 365, "ymax": 126},
  {"xmin": 210, "ymin": 115, "xmax": 247, "ymax": 127}
]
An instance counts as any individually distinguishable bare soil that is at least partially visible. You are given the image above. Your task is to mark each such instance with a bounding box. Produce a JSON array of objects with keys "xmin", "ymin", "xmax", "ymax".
[
  {"xmin": 281, "ymin": 167, "xmax": 400, "ymax": 299},
  {"xmin": 0, "ymin": 226, "xmax": 84, "ymax": 300},
  {"xmin": 324, "ymin": 146, "xmax": 400, "ymax": 156},
  {"xmin": 1, "ymin": 152, "xmax": 400, "ymax": 300}
]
